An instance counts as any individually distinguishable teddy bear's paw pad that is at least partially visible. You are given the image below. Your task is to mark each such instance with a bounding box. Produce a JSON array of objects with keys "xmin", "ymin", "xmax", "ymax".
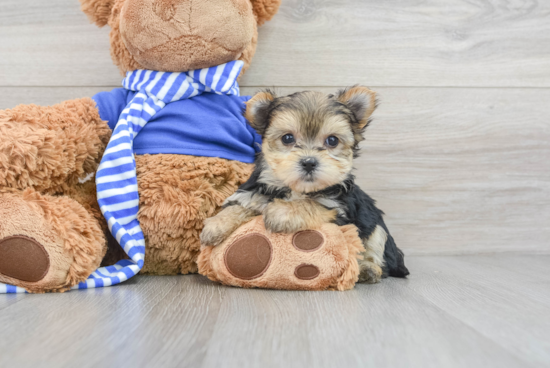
[
  {"xmin": 224, "ymin": 234, "xmax": 272, "ymax": 280},
  {"xmin": 294, "ymin": 264, "xmax": 320, "ymax": 280},
  {"xmin": 293, "ymin": 230, "xmax": 324, "ymax": 252},
  {"xmin": 0, "ymin": 235, "xmax": 50, "ymax": 282}
]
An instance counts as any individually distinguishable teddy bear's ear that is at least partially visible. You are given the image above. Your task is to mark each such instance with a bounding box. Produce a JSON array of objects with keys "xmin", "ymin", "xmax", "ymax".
[
  {"xmin": 245, "ymin": 90, "xmax": 276, "ymax": 136},
  {"xmin": 80, "ymin": 0, "xmax": 115, "ymax": 27},
  {"xmin": 336, "ymin": 86, "xmax": 377, "ymax": 130},
  {"xmin": 250, "ymin": 0, "xmax": 282, "ymax": 26}
]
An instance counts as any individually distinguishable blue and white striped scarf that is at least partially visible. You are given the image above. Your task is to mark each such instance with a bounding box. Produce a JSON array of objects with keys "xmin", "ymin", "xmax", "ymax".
[{"xmin": 0, "ymin": 60, "xmax": 244, "ymax": 294}]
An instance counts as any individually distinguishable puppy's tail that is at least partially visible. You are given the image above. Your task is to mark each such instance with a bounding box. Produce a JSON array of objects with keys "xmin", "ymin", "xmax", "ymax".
[{"xmin": 382, "ymin": 232, "xmax": 410, "ymax": 278}]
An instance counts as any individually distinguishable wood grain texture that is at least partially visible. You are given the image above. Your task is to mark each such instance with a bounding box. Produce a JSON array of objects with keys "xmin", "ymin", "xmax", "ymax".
[
  {"xmin": 200, "ymin": 274, "xmax": 535, "ymax": 368},
  {"xmin": 1, "ymin": 255, "xmax": 549, "ymax": 368},
  {"xmin": 0, "ymin": 0, "xmax": 549, "ymax": 87},
  {"xmin": 0, "ymin": 276, "xmax": 225, "ymax": 367},
  {"xmin": 408, "ymin": 255, "xmax": 550, "ymax": 367},
  {"xmin": 1, "ymin": 86, "xmax": 548, "ymax": 255},
  {"xmin": 0, "ymin": 294, "xmax": 22, "ymax": 312},
  {"xmin": 0, "ymin": 0, "xmax": 115, "ymax": 87}
]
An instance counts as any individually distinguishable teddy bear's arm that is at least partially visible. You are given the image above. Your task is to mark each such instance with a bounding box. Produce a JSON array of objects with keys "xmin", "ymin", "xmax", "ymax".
[{"xmin": 0, "ymin": 98, "xmax": 111, "ymax": 193}]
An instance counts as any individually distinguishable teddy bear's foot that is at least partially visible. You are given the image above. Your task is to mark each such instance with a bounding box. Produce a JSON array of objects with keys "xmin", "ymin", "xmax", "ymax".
[
  {"xmin": 0, "ymin": 235, "xmax": 50, "ymax": 283},
  {"xmin": 0, "ymin": 189, "xmax": 106, "ymax": 293},
  {"xmin": 223, "ymin": 231, "xmax": 327, "ymax": 281},
  {"xmin": 198, "ymin": 217, "xmax": 365, "ymax": 291}
]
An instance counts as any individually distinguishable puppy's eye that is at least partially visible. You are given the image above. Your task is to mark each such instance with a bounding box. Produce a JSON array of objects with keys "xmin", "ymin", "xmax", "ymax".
[
  {"xmin": 325, "ymin": 136, "xmax": 339, "ymax": 147},
  {"xmin": 281, "ymin": 134, "xmax": 295, "ymax": 145}
]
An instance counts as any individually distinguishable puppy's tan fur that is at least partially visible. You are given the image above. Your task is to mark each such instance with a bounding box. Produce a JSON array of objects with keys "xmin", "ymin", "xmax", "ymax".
[
  {"xmin": 263, "ymin": 198, "xmax": 338, "ymax": 233},
  {"xmin": 358, "ymin": 225, "xmax": 387, "ymax": 283},
  {"xmin": 201, "ymin": 205, "xmax": 257, "ymax": 246},
  {"xmin": 258, "ymin": 92, "xmax": 358, "ymax": 194}
]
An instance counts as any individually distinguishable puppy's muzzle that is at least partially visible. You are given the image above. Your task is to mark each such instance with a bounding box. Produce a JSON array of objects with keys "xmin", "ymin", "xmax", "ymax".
[{"xmin": 300, "ymin": 157, "xmax": 318, "ymax": 174}]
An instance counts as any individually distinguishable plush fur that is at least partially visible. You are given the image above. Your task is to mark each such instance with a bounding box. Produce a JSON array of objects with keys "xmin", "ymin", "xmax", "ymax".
[
  {"xmin": 135, "ymin": 154, "xmax": 253, "ymax": 275},
  {"xmin": 198, "ymin": 216, "xmax": 365, "ymax": 291},
  {"xmin": 0, "ymin": 188, "xmax": 106, "ymax": 293},
  {"xmin": 0, "ymin": 98, "xmax": 110, "ymax": 194},
  {"xmin": 0, "ymin": 0, "xmax": 280, "ymax": 292},
  {"xmin": 83, "ymin": 0, "xmax": 276, "ymax": 76},
  {"xmin": 201, "ymin": 87, "xmax": 409, "ymax": 285}
]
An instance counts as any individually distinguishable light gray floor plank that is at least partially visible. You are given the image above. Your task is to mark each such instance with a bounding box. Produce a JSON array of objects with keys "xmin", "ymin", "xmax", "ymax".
[
  {"xmin": 462, "ymin": 253, "xmax": 550, "ymax": 279},
  {"xmin": 0, "ymin": 293, "xmax": 23, "ymax": 311},
  {"xmin": 407, "ymin": 256, "xmax": 550, "ymax": 367},
  {"xmin": 1, "ymin": 255, "xmax": 548, "ymax": 368},
  {"xmin": 430, "ymin": 254, "xmax": 550, "ymax": 308},
  {"xmin": 1, "ymin": 86, "xmax": 549, "ymax": 255},
  {"xmin": 1, "ymin": 0, "xmax": 549, "ymax": 87},
  {"xmin": 0, "ymin": 276, "xmax": 225, "ymax": 368},
  {"xmin": 201, "ymin": 277, "xmax": 533, "ymax": 368}
]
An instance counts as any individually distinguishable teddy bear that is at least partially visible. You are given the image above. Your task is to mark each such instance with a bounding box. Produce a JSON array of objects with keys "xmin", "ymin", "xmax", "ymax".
[{"xmin": 0, "ymin": 0, "xmax": 282, "ymax": 293}]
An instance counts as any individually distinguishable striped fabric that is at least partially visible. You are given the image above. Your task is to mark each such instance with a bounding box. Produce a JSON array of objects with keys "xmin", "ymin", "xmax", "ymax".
[{"xmin": 0, "ymin": 60, "xmax": 244, "ymax": 294}]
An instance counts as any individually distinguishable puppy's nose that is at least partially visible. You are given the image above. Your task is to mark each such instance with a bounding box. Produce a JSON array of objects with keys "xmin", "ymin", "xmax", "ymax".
[{"xmin": 300, "ymin": 157, "xmax": 318, "ymax": 173}]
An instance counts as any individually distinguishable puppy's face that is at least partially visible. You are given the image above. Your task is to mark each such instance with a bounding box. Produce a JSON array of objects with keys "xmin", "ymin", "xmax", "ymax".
[{"xmin": 246, "ymin": 86, "xmax": 377, "ymax": 193}]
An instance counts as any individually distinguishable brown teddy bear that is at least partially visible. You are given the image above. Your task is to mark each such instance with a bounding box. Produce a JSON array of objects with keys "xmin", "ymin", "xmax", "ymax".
[{"xmin": 0, "ymin": 0, "xmax": 281, "ymax": 293}]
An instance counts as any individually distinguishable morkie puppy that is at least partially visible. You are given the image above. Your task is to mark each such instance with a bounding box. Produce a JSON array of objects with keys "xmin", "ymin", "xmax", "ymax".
[{"xmin": 200, "ymin": 86, "xmax": 409, "ymax": 283}]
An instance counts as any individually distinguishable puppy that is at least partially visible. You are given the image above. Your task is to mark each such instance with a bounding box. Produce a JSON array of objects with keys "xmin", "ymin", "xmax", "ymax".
[{"xmin": 201, "ymin": 86, "xmax": 409, "ymax": 283}]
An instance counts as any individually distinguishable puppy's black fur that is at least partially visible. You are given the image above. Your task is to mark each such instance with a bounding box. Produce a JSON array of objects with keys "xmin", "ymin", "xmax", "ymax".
[{"xmin": 314, "ymin": 178, "xmax": 409, "ymax": 278}]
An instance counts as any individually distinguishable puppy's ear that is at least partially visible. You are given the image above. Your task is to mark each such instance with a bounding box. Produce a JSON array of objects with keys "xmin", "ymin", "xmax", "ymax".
[
  {"xmin": 245, "ymin": 90, "xmax": 275, "ymax": 136},
  {"xmin": 249, "ymin": 0, "xmax": 282, "ymax": 26},
  {"xmin": 337, "ymin": 86, "xmax": 377, "ymax": 129},
  {"xmin": 80, "ymin": 0, "xmax": 115, "ymax": 27}
]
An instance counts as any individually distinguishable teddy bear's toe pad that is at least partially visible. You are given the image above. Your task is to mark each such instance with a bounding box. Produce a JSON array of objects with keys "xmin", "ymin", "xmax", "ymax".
[
  {"xmin": 293, "ymin": 230, "xmax": 324, "ymax": 251},
  {"xmin": 224, "ymin": 234, "xmax": 272, "ymax": 280},
  {"xmin": 294, "ymin": 264, "xmax": 320, "ymax": 280},
  {"xmin": 0, "ymin": 235, "xmax": 50, "ymax": 282}
]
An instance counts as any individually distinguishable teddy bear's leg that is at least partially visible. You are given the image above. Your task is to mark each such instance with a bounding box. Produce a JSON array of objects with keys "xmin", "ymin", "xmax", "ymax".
[
  {"xmin": 0, "ymin": 98, "xmax": 110, "ymax": 193},
  {"xmin": 0, "ymin": 189, "xmax": 106, "ymax": 293},
  {"xmin": 198, "ymin": 219, "xmax": 365, "ymax": 291},
  {"xmin": 135, "ymin": 154, "xmax": 254, "ymax": 275}
]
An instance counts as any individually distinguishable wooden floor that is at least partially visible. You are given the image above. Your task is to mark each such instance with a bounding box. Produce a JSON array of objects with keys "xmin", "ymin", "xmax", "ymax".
[{"xmin": 0, "ymin": 254, "xmax": 548, "ymax": 368}]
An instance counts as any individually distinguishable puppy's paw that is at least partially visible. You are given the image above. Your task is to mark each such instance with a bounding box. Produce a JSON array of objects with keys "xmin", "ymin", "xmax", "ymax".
[
  {"xmin": 201, "ymin": 216, "xmax": 233, "ymax": 246},
  {"xmin": 357, "ymin": 260, "xmax": 383, "ymax": 284}
]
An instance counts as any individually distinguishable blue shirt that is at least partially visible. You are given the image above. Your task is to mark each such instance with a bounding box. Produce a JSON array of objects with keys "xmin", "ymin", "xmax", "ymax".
[{"xmin": 92, "ymin": 88, "xmax": 262, "ymax": 163}]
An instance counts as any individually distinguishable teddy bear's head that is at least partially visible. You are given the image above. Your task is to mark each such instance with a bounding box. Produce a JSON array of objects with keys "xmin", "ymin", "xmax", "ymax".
[{"xmin": 80, "ymin": 0, "xmax": 280, "ymax": 75}]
